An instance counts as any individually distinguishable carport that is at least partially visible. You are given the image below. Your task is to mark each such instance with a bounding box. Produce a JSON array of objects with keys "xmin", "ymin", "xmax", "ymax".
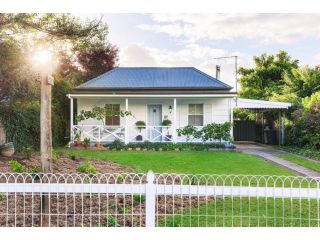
[{"xmin": 232, "ymin": 98, "xmax": 291, "ymax": 145}]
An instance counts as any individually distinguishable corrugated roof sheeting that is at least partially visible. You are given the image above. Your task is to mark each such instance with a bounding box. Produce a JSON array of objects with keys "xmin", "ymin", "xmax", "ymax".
[
  {"xmin": 235, "ymin": 98, "xmax": 291, "ymax": 109},
  {"xmin": 76, "ymin": 67, "xmax": 232, "ymax": 90}
]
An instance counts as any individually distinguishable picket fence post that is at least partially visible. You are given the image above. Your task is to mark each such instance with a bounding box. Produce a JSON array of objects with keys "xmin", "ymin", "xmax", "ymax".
[{"xmin": 145, "ymin": 170, "xmax": 156, "ymax": 227}]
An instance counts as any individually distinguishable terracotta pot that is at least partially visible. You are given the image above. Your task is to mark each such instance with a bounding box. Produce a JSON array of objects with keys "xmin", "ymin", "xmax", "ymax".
[
  {"xmin": 75, "ymin": 140, "xmax": 82, "ymax": 147},
  {"xmin": 95, "ymin": 143, "xmax": 102, "ymax": 148}
]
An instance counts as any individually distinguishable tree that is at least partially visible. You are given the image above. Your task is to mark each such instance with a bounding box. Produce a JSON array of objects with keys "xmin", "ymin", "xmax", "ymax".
[
  {"xmin": 238, "ymin": 50, "xmax": 299, "ymax": 100},
  {"xmin": 77, "ymin": 43, "xmax": 119, "ymax": 80},
  {"xmin": 271, "ymin": 66, "xmax": 320, "ymax": 106}
]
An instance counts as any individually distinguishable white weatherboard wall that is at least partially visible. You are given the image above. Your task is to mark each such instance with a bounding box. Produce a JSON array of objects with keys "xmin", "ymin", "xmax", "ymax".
[{"xmin": 76, "ymin": 97, "xmax": 231, "ymax": 127}]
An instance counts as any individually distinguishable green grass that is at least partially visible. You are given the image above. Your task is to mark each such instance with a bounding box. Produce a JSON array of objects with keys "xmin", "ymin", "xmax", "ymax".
[
  {"xmin": 277, "ymin": 153, "xmax": 320, "ymax": 173},
  {"xmin": 159, "ymin": 197, "xmax": 320, "ymax": 227},
  {"xmin": 60, "ymin": 148, "xmax": 294, "ymax": 176}
]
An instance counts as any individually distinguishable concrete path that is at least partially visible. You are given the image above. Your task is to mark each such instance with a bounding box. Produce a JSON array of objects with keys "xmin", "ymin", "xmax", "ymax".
[{"xmin": 236, "ymin": 142, "xmax": 320, "ymax": 177}]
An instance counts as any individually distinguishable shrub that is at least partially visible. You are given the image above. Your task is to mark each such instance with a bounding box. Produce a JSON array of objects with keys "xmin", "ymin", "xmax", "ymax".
[
  {"xmin": 110, "ymin": 139, "xmax": 125, "ymax": 150},
  {"xmin": 9, "ymin": 160, "xmax": 26, "ymax": 173},
  {"xmin": 176, "ymin": 125, "xmax": 199, "ymax": 142},
  {"xmin": 201, "ymin": 122, "xmax": 232, "ymax": 143},
  {"xmin": 21, "ymin": 145, "xmax": 33, "ymax": 159},
  {"xmin": 162, "ymin": 119, "xmax": 172, "ymax": 126},
  {"xmin": 76, "ymin": 160, "xmax": 97, "ymax": 174},
  {"xmin": 83, "ymin": 138, "xmax": 90, "ymax": 146},
  {"xmin": 135, "ymin": 121, "xmax": 146, "ymax": 132}
]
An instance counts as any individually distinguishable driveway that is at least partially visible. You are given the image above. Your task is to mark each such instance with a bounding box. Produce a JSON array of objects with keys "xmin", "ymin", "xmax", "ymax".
[{"xmin": 236, "ymin": 142, "xmax": 320, "ymax": 177}]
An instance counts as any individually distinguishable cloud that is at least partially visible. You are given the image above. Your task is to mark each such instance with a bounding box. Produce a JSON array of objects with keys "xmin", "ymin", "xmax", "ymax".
[
  {"xmin": 139, "ymin": 14, "xmax": 320, "ymax": 44},
  {"xmin": 119, "ymin": 43, "xmax": 251, "ymax": 88}
]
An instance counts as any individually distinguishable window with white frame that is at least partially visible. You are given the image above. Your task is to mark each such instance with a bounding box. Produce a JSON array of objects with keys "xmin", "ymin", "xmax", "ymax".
[
  {"xmin": 105, "ymin": 104, "xmax": 120, "ymax": 126},
  {"xmin": 188, "ymin": 104, "xmax": 204, "ymax": 126}
]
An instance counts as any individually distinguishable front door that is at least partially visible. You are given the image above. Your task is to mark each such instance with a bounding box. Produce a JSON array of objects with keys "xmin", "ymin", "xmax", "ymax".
[{"xmin": 147, "ymin": 105, "xmax": 162, "ymax": 141}]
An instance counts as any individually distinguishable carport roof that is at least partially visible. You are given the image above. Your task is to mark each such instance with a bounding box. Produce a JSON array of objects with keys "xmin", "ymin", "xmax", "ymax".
[{"xmin": 234, "ymin": 98, "xmax": 291, "ymax": 109}]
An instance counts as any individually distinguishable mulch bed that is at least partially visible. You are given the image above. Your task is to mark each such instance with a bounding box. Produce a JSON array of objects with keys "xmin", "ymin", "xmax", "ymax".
[
  {"xmin": 0, "ymin": 153, "xmax": 216, "ymax": 227},
  {"xmin": 0, "ymin": 153, "xmax": 130, "ymax": 174}
]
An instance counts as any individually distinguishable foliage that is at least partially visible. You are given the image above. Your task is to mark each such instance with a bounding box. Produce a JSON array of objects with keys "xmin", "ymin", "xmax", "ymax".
[
  {"xmin": 83, "ymin": 138, "xmax": 91, "ymax": 146},
  {"xmin": 0, "ymin": 101, "xmax": 40, "ymax": 151},
  {"xmin": 9, "ymin": 160, "xmax": 26, "ymax": 173},
  {"xmin": 105, "ymin": 141, "xmax": 228, "ymax": 151},
  {"xmin": 110, "ymin": 139, "xmax": 125, "ymax": 150},
  {"xmin": 176, "ymin": 125, "xmax": 198, "ymax": 142},
  {"xmin": 287, "ymin": 92, "xmax": 320, "ymax": 149},
  {"xmin": 0, "ymin": 13, "xmax": 119, "ymax": 152},
  {"xmin": 75, "ymin": 105, "xmax": 132, "ymax": 124},
  {"xmin": 135, "ymin": 121, "xmax": 146, "ymax": 132},
  {"xmin": 238, "ymin": 50, "xmax": 299, "ymax": 100},
  {"xmin": 76, "ymin": 44, "xmax": 119, "ymax": 79},
  {"xmin": 201, "ymin": 122, "xmax": 232, "ymax": 143},
  {"xmin": 21, "ymin": 145, "xmax": 33, "ymax": 159},
  {"xmin": 275, "ymin": 145, "xmax": 320, "ymax": 161},
  {"xmin": 133, "ymin": 194, "xmax": 145, "ymax": 203},
  {"xmin": 76, "ymin": 160, "xmax": 97, "ymax": 174},
  {"xmin": 162, "ymin": 119, "xmax": 172, "ymax": 126},
  {"xmin": 74, "ymin": 132, "xmax": 81, "ymax": 141}
]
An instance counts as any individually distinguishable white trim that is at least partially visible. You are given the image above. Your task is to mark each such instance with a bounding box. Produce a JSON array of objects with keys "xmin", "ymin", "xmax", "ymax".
[
  {"xmin": 67, "ymin": 94, "xmax": 236, "ymax": 98},
  {"xmin": 235, "ymin": 98, "xmax": 291, "ymax": 109}
]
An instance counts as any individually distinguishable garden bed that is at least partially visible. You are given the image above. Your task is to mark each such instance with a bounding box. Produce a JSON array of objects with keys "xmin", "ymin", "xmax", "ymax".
[{"xmin": 0, "ymin": 153, "xmax": 130, "ymax": 174}]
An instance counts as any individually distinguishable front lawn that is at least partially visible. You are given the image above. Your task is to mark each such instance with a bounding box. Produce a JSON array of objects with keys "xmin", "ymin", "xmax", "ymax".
[
  {"xmin": 59, "ymin": 149, "xmax": 294, "ymax": 175},
  {"xmin": 277, "ymin": 153, "xmax": 320, "ymax": 173},
  {"xmin": 159, "ymin": 197, "xmax": 319, "ymax": 227}
]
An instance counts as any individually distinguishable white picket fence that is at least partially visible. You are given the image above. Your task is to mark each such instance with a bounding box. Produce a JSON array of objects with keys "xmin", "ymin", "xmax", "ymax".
[{"xmin": 0, "ymin": 172, "xmax": 320, "ymax": 227}]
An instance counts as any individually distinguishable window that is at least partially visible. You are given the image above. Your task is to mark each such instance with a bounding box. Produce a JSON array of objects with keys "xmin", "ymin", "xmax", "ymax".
[
  {"xmin": 105, "ymin": 104, "xmax": 120, "ymax": 126},
  {"xmin": 188, "ymin": 104, "xmax": 204, "ymax": 126}
]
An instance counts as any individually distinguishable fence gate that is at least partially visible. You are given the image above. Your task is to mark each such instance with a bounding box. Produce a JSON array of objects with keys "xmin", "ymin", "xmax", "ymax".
[
  {"xmin": 0, "ymin": 171, "xmax": 320, "ymax": 227},
  {"xmin": 233, "ymin": 120, "xmax": 256, "ymax": 141}
]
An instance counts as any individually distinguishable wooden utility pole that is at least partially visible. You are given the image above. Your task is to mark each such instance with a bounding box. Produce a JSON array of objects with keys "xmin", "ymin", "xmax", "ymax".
[
  {"xmin": 40, "ymin": 70, "xmax": 53, "ymax": 227},
  {"xmin": 40, "ymin": 72, "xmax": 53, "ymax": 172}
]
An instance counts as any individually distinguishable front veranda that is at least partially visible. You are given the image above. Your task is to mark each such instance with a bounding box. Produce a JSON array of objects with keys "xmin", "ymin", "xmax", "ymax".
[{"xmin": 68, "ymin": 95, "xmax": 233, "ymax": 145}]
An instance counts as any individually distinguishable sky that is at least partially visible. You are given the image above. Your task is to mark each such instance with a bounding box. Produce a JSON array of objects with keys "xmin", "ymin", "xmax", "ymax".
[{"xmin": 79, "ymin": 13, "xmax": 320, "ymax": 88}]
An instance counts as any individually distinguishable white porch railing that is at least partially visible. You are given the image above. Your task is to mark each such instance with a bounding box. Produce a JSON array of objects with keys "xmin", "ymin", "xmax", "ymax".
[{"xmin": 72, "ymin": 125, "xmax": 175, "ymax": 143}]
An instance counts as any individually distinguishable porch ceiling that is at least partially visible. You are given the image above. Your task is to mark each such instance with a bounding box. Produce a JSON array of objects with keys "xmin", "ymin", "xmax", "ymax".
[{"xmin": 234, "ymin": 98, "xmax": 291, "ymax": 110}]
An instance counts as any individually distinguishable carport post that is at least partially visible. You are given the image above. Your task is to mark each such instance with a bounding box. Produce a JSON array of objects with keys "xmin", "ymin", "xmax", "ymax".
[{"xmin": 281, "ymin": 111, "xmax": 285, "ymax": 145}]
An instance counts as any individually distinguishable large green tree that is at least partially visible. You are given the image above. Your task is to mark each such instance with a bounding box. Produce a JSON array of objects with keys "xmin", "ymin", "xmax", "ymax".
[
  {"xmin": 238, "ymin": 50, "xmax": 299, "ymax": 100},
  {"xmin": 0, "ymin": 13, "xmax": 119, "ymax": 149}
]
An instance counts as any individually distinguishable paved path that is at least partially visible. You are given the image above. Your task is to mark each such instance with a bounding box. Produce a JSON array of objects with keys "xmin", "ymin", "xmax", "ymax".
[{"xmin": 236, "ymin": 142, "xmax": 320, "ymax": 177}]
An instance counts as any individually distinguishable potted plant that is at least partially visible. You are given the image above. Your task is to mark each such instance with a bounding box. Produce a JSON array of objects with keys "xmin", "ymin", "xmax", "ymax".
[
  {"xmin": 135, "ymin": 121, "xmax": 146, "ymax": 141},
  {"xmin": 83, "ymin": 138, "xmax": 91, "ymax": 149},
  {"xmin": 162, "ymin": 119, "xmax": 172, "ymax": 141},
  {"xmin": 74, "ymin": 132, "xmax": 82, "ymax": 147}
]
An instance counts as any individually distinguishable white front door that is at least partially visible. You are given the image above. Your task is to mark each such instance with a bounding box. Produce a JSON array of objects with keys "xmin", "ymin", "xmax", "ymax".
[{"xmin": 147, "ymin": 105, "xmax": 162, "ymax": 141}]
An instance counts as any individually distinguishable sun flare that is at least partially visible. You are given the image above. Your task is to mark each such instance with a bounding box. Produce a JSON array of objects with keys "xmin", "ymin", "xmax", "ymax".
[{"xmin": 33, "ymin": 50, "xmax": 52, "ymax": 64}]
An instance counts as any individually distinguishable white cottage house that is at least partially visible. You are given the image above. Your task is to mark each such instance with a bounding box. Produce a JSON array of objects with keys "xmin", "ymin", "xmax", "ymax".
[{"xmin": 67, "ymin": 67, "xmax": 290, "ymax": 145}]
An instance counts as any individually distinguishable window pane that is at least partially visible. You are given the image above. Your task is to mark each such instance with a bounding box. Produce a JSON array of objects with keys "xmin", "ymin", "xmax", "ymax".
[
  {"xmin": 195, "ymin": 104, "xmax": 203, "ymax": 114},
  {"xmin": 188, "ymin": 115, "xmax": 195, "ymax": 126},
  {"xmin": 105, "ymin": 117, "xmax": 112, "ymax": 125},
  {"xmin": 189, "ymin": 104, "xmax": 195, "ymax": 114},
  {"xmin": 194, "ymin": 116, "xmax": 203, "ymax": 126},
  {"xmin": 113, "ymin": 116, "xmax": 120, "ymax": 125}
]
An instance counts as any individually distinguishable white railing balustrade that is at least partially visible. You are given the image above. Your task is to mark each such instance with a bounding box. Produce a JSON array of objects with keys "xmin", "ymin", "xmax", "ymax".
[
  {"xmin": 72, "ymin": 125, "xmax": 125, "ymax": 143},
  {"xmin": 1, "ymin": 172, "xmax": 320, "ymax": 227},
  {"xmin": 72, "ymin": 125, "xmax": 174, "ymax": 143}
]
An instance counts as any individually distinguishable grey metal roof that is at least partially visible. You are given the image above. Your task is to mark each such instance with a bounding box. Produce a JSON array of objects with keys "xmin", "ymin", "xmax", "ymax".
[{"xmin": 76, "ymin": 67, "xmax": 232, "ymax": 90}]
